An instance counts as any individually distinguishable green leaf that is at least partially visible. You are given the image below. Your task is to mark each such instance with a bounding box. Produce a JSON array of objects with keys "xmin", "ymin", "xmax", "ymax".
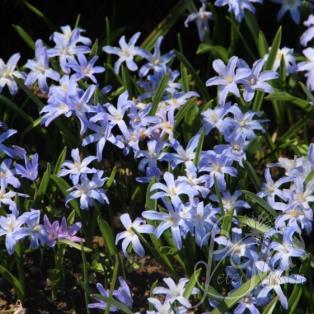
[
  {"xmin": 242, "ymin": 190, "xmax": 276, "ymax": 217},
  {"xmin": 80, "ymin": 241, "xmax": 91, "ymax": 314},
  {"xmin": 262, "ymin": 297, "xmax": 278, "ymax": 314},
  {"xmin": 0, "ymin": 265, "xmax": 25, "ymax": 299},
  {"xmin": 90, "ymin": 39, "xmax": 99, "ymax": 56},
  {"xmin": 67, "ymin": 209, "xmax": 76, "ymax": 225},
  {"xmin": 106, "ymin": 167, "xmax": 117, "ymax": 188},
  {"xmin": 226, "ymin": 17, "xmax": 256, "ymax": 61},
  {"xmin": 288, "ymin": 263, "xmax": 306, "ymax": 312},
  {"xmin": 196, "ymin": 44, "xmax": 229, "ymax": 62},
  {"xmin": 97, "ymin": 217, "xmax": 117, "ymax": 256},
  {"xmin": 174, "ymin": 99, "xmax": 195, "ymax": 130},
  {"xmin": 183, "ymin": 268, "xmax": 202, "ymax": 298},
  {"xmin": 121, "ymin": 65, "xmax": 135, "ymax": 97},
  {"xmin": 58, "ymin": 239, "xmax": 92, "ymax": 253},
  {"xmin": 53, "ymin": 146, "xmax": 67, "ymax": 175},
  {"xmin": 212, "ymin": 272, "xmax": 268, "ymax": 314},
  {"xmin": 244, "ymin": 11, "xmax": 260, "ymax": 46},
  {"xmin": 12, "ymin": 24, "xmax": 35, "ymax": 49},
  {"xmin": 238, "ymin": 216, "xmax": 271, "ymax": 233},
  {"xmin": 194, "ymin": 127, "xmax": 205, "ymax": 166},
  {"xmin": 278, "ymin": 118, "xmax": 306, "ymax": 143},
  {"xmin": 150, "ymin": 73, "xmax": 170, "ymax": 115},
  {"xmin": 23, "ymin": 1, "xmax": 55, "ymax": 29},
  {"xmin": 175, "ymin": 50, "xmax": 210, "ymax": 101},
  {"xmin": 243, "ymin": 160, "xmax": 261, "ymax": 192},
  {"xmin": 145, "ymin": 179, "xmax": 157, "ymax": 210},
  {"xmin": 265, "ymin": 27, "xmax": 282, "ymax": 71},
  {"xmin": 105, "ymin": 255, "xmax": 120, "ymax": 314},
  {"xmin": 50, "ymin": 175, "xmax": 81, "ymax": 218},
  {"xmin": 91, "ymin": 294, "xmax": 132, "ymax": 314},
  {"xmin": 265, "ymin": 92, "xmax": 311, "ymax": 111},
  {"xmin": 279, "ymin": 54, "xmax": 287, "ymax": 84},
  {"xmin": 132, "ymin": 228, "xmax": 177, "ymax": 276},
  {"xmin": 17, "ymin": 79, "xmax": 45, "ymax": 109},
  {"xmin": 257, "ymin": 31, "xmax": 269, "ymax": 57},
  {"xmin": 0, "ymin": 95, "xmax": 33, "ymax": 124},
  {"xmin": 74, "ymin": 14, "xmax": 81, "ymax": 28},
  {"xmin": 252, "ymin": 90, "xmax": 264, "ymax": 112},
  {"xmin": 34, "ymin": 163, "xmax": 50, "ymax": 203},
  {"xmin": 141, "ymin": 0, "xmax": 191, "ymax": 51},
  {"xmin": 305, "ymin": 170, "xmax": 314, "ymax": 185},
  {"xmin": 20, "ymin": 116, "xmax": 45, "ymax": 141},
  {"xmin": 299, "ymin": 81, "xmax": 314, "ymax": 105}
]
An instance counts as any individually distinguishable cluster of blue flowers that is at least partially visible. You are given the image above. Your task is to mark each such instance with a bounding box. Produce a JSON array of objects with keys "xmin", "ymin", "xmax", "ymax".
[
  {"xmin": 0, "ymin": 125, "xmax": 82, "ymax": 254},
  {"xmin": 0, "ymin": 0, "xmax": 314, "ymax": 312}
]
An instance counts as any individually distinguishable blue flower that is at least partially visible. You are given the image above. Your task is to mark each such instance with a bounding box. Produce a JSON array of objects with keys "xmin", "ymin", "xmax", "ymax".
[
  {"xmin": 142, "ymin": 199, "xmax": 188, "ymax": 250},
  {"xmin": 214, "ymin": 0, "xmax": 262, "ymax": 22},
  {"xmin": 255, "ymin": 261, "xmax": 306, "ymax": 309},
  {"xmin": 106, "ymin": 91, "xmax": 133, "ymax": 137},
  {"xmin": 301, "ymin": 15, "xmax": 314, "ymax": 47},
  {"xmin": 188, "ymin": 201, "xmax": 220, "ymax": 247},
  {"xmin": 115, "ymin": 213, "xmax": 154, "ymax": 257},
  {"xmin": 43, "ymin": 215, "xmax": 82, "ymax": 247},
  {"xmin": 66, "ymin": 171, "xmax": 109, "ymax": 209},
  {"xmin": 65, "ymin": 85, "xmax": 96, "ymax": 134},
  {"xmin": 103, "ymin": 32, "xmax": 146, "ymax": 73},
  {"xmin": 258, "ymin": 168, "xmax": 291, "ymax": 204},
  {"xmin": 234, "ymin": 294, "xmax": 260, "ymax": 314},
  {"xmin": 272, "ymin": 0, "xmax": 302, "ymax": 24},
  {"xmin": 238, "ymin": 59, "xmax": 278, "ymax": 102},
  {"xmin": 68, "ymin": 54, "xmax": 105, "ymax": 83},
  {"xmin": 0, "ymin": 129, "xmax": 18, "ymax": 158},
  {"xmin": 0, "ymin": 159, "xmax": 20, "ymax": 189},
  {"xmin": 147, "ymin": 297, "xmax": 176, "ymax": 314},
  {"xmin": 113, "ymin": 277, "xmax": 133, "ymax": 309},
  {"xmin": 214, "ymin": 137, "xmax": 248, "ymax": 166},
  {"xmin": 41, "ymin": 85, "xmax": 95, "ymax": 133},
  {"xmin": 20, "ymin": 209, "xmax": 47, "ymax": 249},
  {"xmin": 0, "ymin": 213, "xmax": 29, "ymax": 255},
  {"xmin": 225, "ymin": 105, "xmax": 264, "ymax": 141},
  {"xmin": 139, "ymin": 36, "xmax": 174, "ymax": 77},
  {"xmin": 264, "ymin": 47, "xmax": 297, "ymax": 75},
  {"xmin": 0, "ymin": 180, "xmax": 24, "ymax": 214},
  {"xmin": 298, "ymin": 47, "xmax": 314, "ymax": 91},
  {"xmin": 24, "ymin": 39, "xmax": 60, "ymax": 92},
  {"xmin": 15, "ymin": 153, "xmax": 39, "ymax": 181},
  {"xmin": 177, "ymin": 161, "xmax": 209, "ymax": 198},
  {"xmin": 152, "ymin": 277, "xmax": 199, "ymax": 309},
  {"xmin": 150, "ymin": 172, "xmax": 198, "ymax": 205},
  {"xmin": 48, "ymin": 74, "xmax": 80, "ymax": 100},
  {"xmin": 0, "ymin": 53, "xmax": 25, "ymax": 95},
  {"xmin": 160, "ymin": 91, "xmax": 198, "ymax": 115},
  {"xmin": 201, "ymin": 102, "xmax": 232, "ymax": 134},
  {"xmin": 83, "ymin": 114, "xmax": 122, "ymax": 161},
  {"xmin": 162, "ymin": 133, "xmax": 201, "ymax": 168},
  {"xmin": 184, "ymin": 1, "xmax": 212, "ymax": 41},
  {"xmin": 87, "ymin": 283, "xmax": 114, "ymax": 311},
  {"xmin": 88, "ymin": 277, "xmax": 133, "ymax": 311},
  {"xmin": 199, "ymin": 150, "xmax": 237, "ymax": 190},
  {"xmin": 210, "ymin": 190, "xmax": 250, "ymax": 214},
  {"xmin": 269, "ymin": 237, "xmax": 305, "ymax": 270},
  {"xmin": 58, "ymin": 148, "xmax": 97, "ymax": 184},
  {"xmin": 137, "ymin": 139, "xmax": 166, "ymax": 174},
  {"xmin": 48, "ymin": 25, "xmax": 91, "ymax": 73},
  {"xmin": 214, "ymin": 227, "xmax": 257, "ymax": 266},
  {"xmin": 206, "ymin": 56, "xmax": 251, "ymax": 105}
]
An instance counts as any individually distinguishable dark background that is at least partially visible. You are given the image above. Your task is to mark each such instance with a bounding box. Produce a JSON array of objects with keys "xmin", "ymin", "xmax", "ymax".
[{"xmin": 0, "ymin": 0, "xmax": 304, "ymax": 61}]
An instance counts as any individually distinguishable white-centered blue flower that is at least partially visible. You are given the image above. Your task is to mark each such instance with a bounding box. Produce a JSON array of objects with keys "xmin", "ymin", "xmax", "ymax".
[
  {"xmin": 115, "ymin": 213, "xmax": 154, "ymax": 257},
  {"xmin": 103, "ymin": 32, "xmax": 146, "ymax": 73}
]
